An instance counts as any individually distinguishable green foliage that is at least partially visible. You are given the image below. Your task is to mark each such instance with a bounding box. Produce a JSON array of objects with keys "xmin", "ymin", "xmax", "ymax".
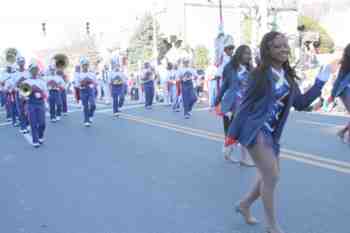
[
  {"xmin": 298, "ymin": 15, "xmax": 335, "ymax": 53},
  {"xmin": 193, "ymin": 45, "xmax": 209, "ymax": 70},
  {"xmin": 242, "ymin": 16, "xmax": 253, "ymax": 45},
  {"xmin": 127, "ymin": 13, "xmax": 163, "ymax": 71}
]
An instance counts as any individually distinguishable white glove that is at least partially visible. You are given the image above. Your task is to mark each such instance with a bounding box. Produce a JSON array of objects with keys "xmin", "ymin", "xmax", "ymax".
[
  {"xmin": 316, "ymin": 64, "xmax": 332, "ymax": 82},
  {"xmin": 35, "ymin": 92, "xmax": 42, "ymax": 99},
  {"xmin": 224, "ymin": 111, "xmax": 233, "ymax": 118}
]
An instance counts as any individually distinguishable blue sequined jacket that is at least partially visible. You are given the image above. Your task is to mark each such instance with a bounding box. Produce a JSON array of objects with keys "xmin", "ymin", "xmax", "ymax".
[
  {"xmin": 331, "ymin": 72, "xmax": 350, "ymax": 98},
  {"xmin": 227, "ymin": 67, "xmax": 325, "ymax": 149}
]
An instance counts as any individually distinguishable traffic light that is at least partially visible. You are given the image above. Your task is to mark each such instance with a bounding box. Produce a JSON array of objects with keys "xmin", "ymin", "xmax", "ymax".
[
  {"xmin": 42, "ymin": 22, "xmax": 46, "ymax": 36},
  {"xmin": 86, "ymin": 22, "xmax": 90, "ymax": 35}
]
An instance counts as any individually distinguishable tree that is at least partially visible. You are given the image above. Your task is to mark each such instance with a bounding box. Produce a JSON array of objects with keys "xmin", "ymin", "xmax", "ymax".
[
  {"xmin": 127, "ymin": 13, "xmax": 164, "ymax": 71},
  {"xmin": 241, "ymin": 16, "xmax": 253, "ymax": 45},
  {"xmin": 298, "ymin": 15, "xmax": 335, "ymax": 53},
  {"xmin": 193, "ymin": 45, "xmax": 209, "ymax": 70}
]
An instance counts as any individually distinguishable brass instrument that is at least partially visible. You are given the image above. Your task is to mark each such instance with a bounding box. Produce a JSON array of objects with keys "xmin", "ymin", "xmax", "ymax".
[
  {"xmin": 53, "ymin": 53, "xmax": 69, "ymax": 70},
  {"xmin": 112, "ymin": 76, "xmax": 123, "ymax": 85},
  {"xmin": 19, "ymin": 83, "xmax": 32, "ymax": 97},
  {"xmin": 4, "ymin": 48, "xmax": 18, "ymax": 64}
]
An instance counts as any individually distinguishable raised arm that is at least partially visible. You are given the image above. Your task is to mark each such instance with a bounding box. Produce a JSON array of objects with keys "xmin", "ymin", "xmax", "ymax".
[{"xmin": 293, "ymin": 65, "xmax": 331, "ymax": 111}]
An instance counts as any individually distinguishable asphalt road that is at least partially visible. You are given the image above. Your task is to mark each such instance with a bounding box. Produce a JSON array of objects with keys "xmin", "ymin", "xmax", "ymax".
[{"xmin": 0, "ymin": 98, "xmax": 349, "ymax": 233}]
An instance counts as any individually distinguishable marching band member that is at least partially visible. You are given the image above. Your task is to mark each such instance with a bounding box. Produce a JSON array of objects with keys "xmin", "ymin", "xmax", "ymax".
[
  {"xmin": 328, "ymin": 43, "xmax": 350, "ymax": 143},
  {"xmin": 223, "ymin": 32, "xmax": 333, "ymax": 233},
  {"xmin": 101, "ymin": 64, "xmax": 111, "ymax": 104},
  {"xmin": 177, "ymin": 58, "xmax": 197, "ymax": 119},
  {"xmin": 3, "ymin": 65, "xmax": 19, "ymax": 127},
  {"xmin": 73, "ymin": 65, "xmax": 81, "ymax": 105},
  {"xmin": 215, "ymin": 45, "xmax": 255, "ymax": 166},
  {"xmin": 173, "ymin": 64, "xmax": 182, "ymax": 112},
  {"xmin": 14, "ymin": 56, "xmax": 30, "ymax": 133},
  {"xmin": 159, "ymin": 60, "xmax": 170, "ymax": 105},
  {"xmin": 45, "ymin": 67, "xmax": 65, "ymax": 122},
  {"xmin": 0, "ymin": 81, "xmax": 5, "ymax": 110},
  {"xmin": 23, "ymin": 60, "xmax": 48, "ymax": 148},
  {"xmin": 166, "ymin": 62, "xmax": 177, "ymax": 108},
  {"xmin": 209, "ymin": 34, "xmax": 235, "ymax": 110},
  {"xmin": 0, "ymin": 67, "xmax": 12, "ymax": 121},
  {"xmin": 141, "ymin": 62, "xmax": 156, "ymax": 109},
  {"xmin": 60, "ymin": 72, "xmax": 69, "ymax": 116},
  {"xmin": 109, "ymin": 58, "xmax": 127, "ymax": 117},
  {"xmin": 78, "ymin": 57, "xmax": 97, "ymax": 127}
]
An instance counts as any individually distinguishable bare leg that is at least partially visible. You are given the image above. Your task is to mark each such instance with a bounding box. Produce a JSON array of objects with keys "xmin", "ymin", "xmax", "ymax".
[
  {"xmin": 238, "ymin": 132, "xmax": 282, "ymax": 232},
  {"xmin": 340, "ymin": 93, "xmax": 350, "ymax": 143},
  {"xmin": 235, "ymin": 175, "xmax": 261, "ymax": 225},
  {"xmin": 337, "ymin": 126, "xmax": 348, "ymax": 139},
  {"xmin": 345, "ymin": 122, "xmax": 350, "ymax": 144},
  {"xmin": 241, "ymin": 174, "xmax": 262, "ymax": 206}
]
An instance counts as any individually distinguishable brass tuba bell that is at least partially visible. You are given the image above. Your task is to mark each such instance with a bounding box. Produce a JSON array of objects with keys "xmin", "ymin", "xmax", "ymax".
[
  {"xmin": 53, "ymin": 53, "xmax": 69, "ymax": 70},
  {"xmin": 19, "ymin": 83, "xmax": 32, "ymax": 97},
  {"xmin": 5, "ymin": 47, "xmax": 18, "ymax": 65}
]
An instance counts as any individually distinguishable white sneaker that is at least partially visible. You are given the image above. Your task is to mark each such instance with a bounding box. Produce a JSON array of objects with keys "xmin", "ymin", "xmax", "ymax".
[
  {"xmin": 223, "ymin": 145, "xmax": 240, "ymax": 163},
  {"xmin": 113, "ymin": 112, "xmax": 120, "ymax": 117},
  {"xmin": 56, "ymin": 116, "xmax": 61, "ymax": 121},
  {"xmin": 38, "ymin": 138, "xmax": 45, "ymax": 144},
  {"xmin": 84, "ymin": 122, "xmax": 91, "ymax": 127},
  {"xmin": 51, "ymin": 118, "xmax": 57, "ymax": 123},
  {"xmin": 33, "ymin": 142, "xmax": 40, "ymax": 148}
]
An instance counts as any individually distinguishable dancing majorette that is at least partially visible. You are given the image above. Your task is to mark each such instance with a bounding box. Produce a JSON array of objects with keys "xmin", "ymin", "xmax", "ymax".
[
  {"xmin": 223, "ymin": 31, "xmax": 335, "ymax": 233},
  {"xmin": 215, "ymin": 45, "xmax": 255, "ymax": 166},
  {"xmin": 328, "ymin": 43, "xmax": 350, "ymax": 144}
]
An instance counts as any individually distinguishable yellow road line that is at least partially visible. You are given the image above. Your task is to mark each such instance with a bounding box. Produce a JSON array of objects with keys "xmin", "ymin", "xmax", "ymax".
[
  {"xmin": 119, "ymin": 113, "xmax": 350, "ymax": 174},
  {"xmin": 296, "ymin": 120, "xmax": 343, "ymax": 128}
]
